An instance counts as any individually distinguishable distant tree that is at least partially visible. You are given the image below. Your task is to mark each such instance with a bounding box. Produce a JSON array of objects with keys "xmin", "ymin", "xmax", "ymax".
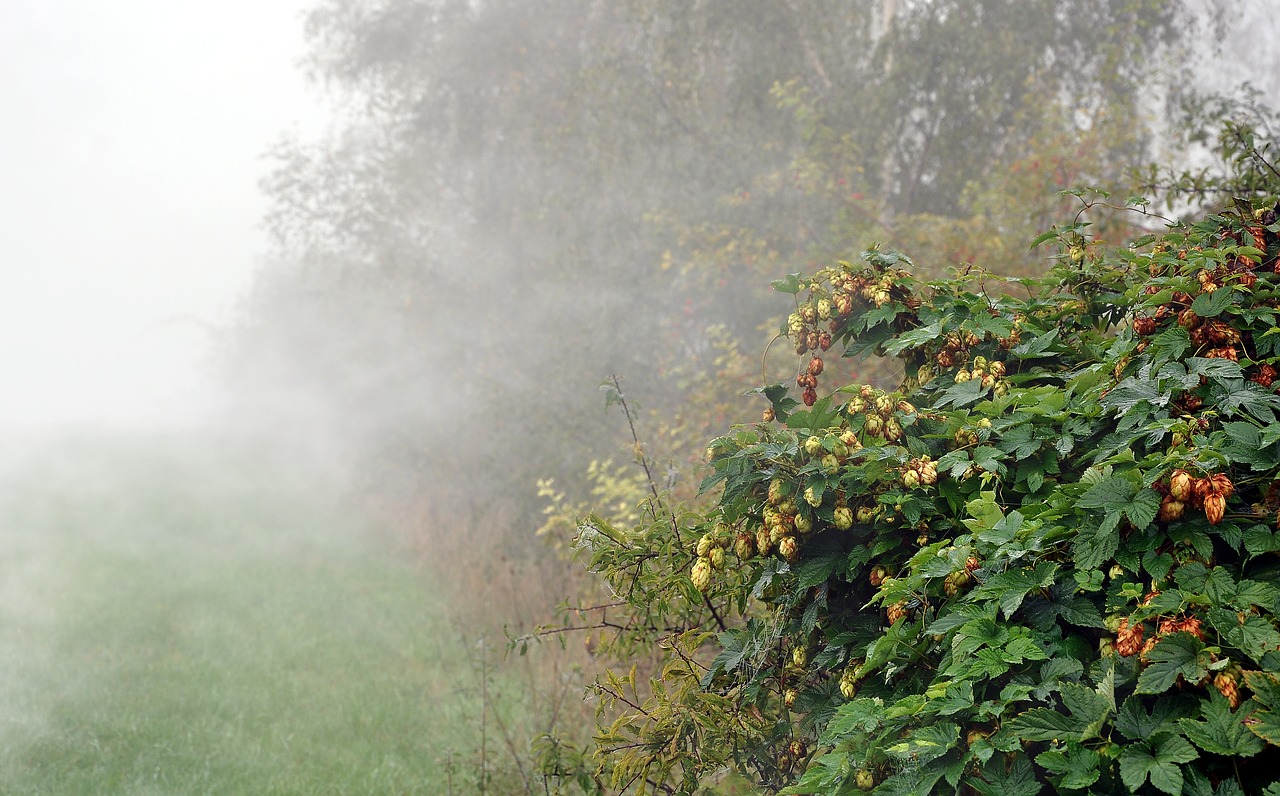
[{"xmin": 231, "ymin": 0, "xmax": 1211, "ymax": 518}]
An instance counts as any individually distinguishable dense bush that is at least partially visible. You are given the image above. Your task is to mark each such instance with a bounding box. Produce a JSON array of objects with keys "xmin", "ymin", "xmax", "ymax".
[{"xmin": 563, "ymin": 135, "xmax": 1280, "ymax": 794}]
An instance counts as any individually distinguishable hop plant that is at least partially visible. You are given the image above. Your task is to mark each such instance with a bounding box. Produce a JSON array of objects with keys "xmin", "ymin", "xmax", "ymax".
[{"xmin": 579, "ymin": 177, "xmax": 1280, "ymax": 795}]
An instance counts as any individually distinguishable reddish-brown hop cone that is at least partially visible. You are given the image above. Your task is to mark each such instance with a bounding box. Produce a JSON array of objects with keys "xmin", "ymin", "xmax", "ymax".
[
  {"xmin": 1209, "ymin": 473, "xmax": 1235, "ymax": 499},
  {"xmin": 1159, "ymin": 616, "xmax": 1205, "ymax": 641},
  {"xmin": 808, "ymin": 356, "xmax": 824, "ymax": 376},
  {"xmin": 1252, "ymin": 364, "xmax": 1278, "ymax": 388},
  {"xmin": 1169, "ymin": 469, "xmax": 1194, "ymax": 502},
  {"xmin": 1204, "ymin": 493, "xmax": 1227, "ymax": 525},
  {"xmin": 1133, "ymin": 316, "xmax": 1157, "ymax": 336},
  {"xmin": 1116, "ymin": 618, "xmax": 1145, "ymax": 657},
  {"xmin": 802, "ymin": 386, "xmax": 817, "ymax": 406},
  {"xmin": 869, "ymin": 565, "xmax": 889, "ymax": 588}
]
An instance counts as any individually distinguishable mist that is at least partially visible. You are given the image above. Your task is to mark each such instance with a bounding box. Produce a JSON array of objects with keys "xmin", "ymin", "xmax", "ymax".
[{"xmin": 2, "ymin": 1, "xmax": 1279, "ymax": 793}]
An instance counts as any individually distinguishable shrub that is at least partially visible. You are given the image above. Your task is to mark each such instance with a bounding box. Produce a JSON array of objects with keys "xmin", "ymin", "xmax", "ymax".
[{"xmin": 569, "ymin": 168, "xmax": 1280, "ymax": 793}]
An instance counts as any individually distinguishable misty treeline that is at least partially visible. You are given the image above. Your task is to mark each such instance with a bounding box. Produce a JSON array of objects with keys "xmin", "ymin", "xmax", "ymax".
[
  {"xmin": 222, "ymin": 0, "xmax": 1262, "ymax": 648},
  {"xmin": 228, "ymin": 0, "xmax": 1242, "ymax": 510}
]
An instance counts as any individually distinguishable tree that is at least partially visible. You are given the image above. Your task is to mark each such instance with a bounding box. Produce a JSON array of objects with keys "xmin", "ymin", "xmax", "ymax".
[
  {"xmin": 562, "ymin": 125, "xmax": 1280, "ymax": 794},
  {"xmin": 229, "ymin": 0, "xmax": 1206, "ymax": 518}
]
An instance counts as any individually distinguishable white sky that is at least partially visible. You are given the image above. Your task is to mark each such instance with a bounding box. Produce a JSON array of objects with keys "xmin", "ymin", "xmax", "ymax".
[{"xmin": 0, "ymin": 1, "xmax": 328, "ymax": 430}]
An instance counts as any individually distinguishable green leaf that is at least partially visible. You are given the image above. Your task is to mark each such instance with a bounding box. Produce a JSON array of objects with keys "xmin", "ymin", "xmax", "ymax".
[
  {"xmin": 970, "ymin": 562, "xmax": 1058, "ymax": 619},
  {"xmin": 1007, "ymin": 682, "xmax": 1109, "ymax": 742},
  {"xmin": 1077, "ymin": 474, "xmax": 1160, "ymax": 529},
  {"xmin": 1137, "ymin": 633, "xmax": 1211, "ymax": 695},
  {"xmin": 1101, "ymin": 376, "xmax": 1169, "ymax": 416},
  {"xmin": 770, "ymin": 273, "xmax": 804, "ymax": 294},
  {"xmin": 885, "ymin": 723, "xmax": 959, "ymax": 765},
  {"xmin": 883, "ymin": 320, "xmax": 943, "ymax": 355},
  {"xmin": 1226, "ymin": 614, "xmax": 1280, "ymax": 664},
  {"xmin": 1180, "ymin": 691, "xmax": 1265, "ymax": 757},
  {"xmin": 1213, "ymin": 378, "xmax": 1280, "ymax": 424},
  {"xmin": 1116, "ymin": 695, "xmax": 1199, "ymax": 740},
  {"xmin": 968, "ymin": 756, "xmax": 1040, "ymax": 796},
  {"xmin": 1059, "ymin": 682, "xmax": 1111, "ymax": 740},
  {"xmin": 1244, "ymin": 708, "xmax": 1280, "ymax": 746},
  {"xmin": 1190, "ymin": 286, "xmax": 1235, "ymax": 317},
  {"xmin": 1036, "ymin": 744, "xmax": 1101, "ymax": 791},
  {"xmin": 795, "ymin": 554, "xmax": 841, "ymax": 590},
  {"xmin": 1073, "ymin": 517, "xmax": 1120, "ymax": 571},
  {"xmin": 1244, "ymin": 671, "xmax": 1280, "ymax": 709},
  {"xmin": 1119, "ymin": 734, "xmax": 1197, "ymax": 796},
  {"xmin": 1006, "ymin": 709, "xmax": 1082, "ymax": 745},
  {"xmin": 1221, "ymin": 421, "xmax": 1280, "ymax": 470}
]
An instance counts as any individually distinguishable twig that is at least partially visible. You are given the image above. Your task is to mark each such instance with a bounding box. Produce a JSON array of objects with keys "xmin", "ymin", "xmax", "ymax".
[{"xmin": 607, "ymin": 375, "xmax": 728, "ymax": 632}]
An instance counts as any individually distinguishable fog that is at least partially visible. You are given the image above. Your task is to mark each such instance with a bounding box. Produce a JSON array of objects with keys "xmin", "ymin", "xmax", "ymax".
[
  {"xmin": 0, "ymin": 0, "xmax": 325, "ymax": 431},
  {"xmin": 1, "ymin": 1, "xmax": 1278, "ymax": 792}
]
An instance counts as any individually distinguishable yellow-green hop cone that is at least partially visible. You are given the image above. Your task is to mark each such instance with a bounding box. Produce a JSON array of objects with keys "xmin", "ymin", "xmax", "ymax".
[
  {"xmin": 791, "ymin": 645, "xmax": 808, "ymax": 669},
  {"xmin": 709, "ymin": 546, "xmax": 726, "ymax": 572},
  {"xmin": 839, "ymin": 667, "xmax": 859, "ymax": 699},
  {"xmin": 734, "ymin": 532, "xmax": 755, "ymax": 560},
  {"xmin": 803, "ymin": 485, "xmax": 821, "ymax": 507},
  {"xmin": 696, "ymin": 533, "xmax": 714, "ymax": 559},
  {"xmin": 756, "ymin": 526, "xmax": 773, "ymax": 557},
  {"xmin": 767, "ymin": 478, "xmax": 786, "ymax": 505},
  {"xmin": 778, "ymin": 535, "xmax": 800, "ymax": 563},
  {"xmin": 793, "ymin": 513, "xmax": 813, "ymax": 534},
  {"xmin": 690, "ymin": 559, "xmax": 712, "ymax": 593}
]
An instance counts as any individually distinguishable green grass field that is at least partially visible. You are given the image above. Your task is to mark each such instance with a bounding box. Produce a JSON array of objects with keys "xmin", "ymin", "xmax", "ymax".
[{"xmin": 0, "ymin": 435, "xmax": 527, "ymax": 794}]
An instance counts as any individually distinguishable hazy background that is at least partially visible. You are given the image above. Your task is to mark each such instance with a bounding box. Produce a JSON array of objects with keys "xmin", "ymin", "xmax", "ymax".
[
  {"xmin": 0, "ymin": 0, "xmax": 325, "ymax": 432},
  {"xmin": 1, "ymin": 1, "xmax": 1278, "ymax": 792}
]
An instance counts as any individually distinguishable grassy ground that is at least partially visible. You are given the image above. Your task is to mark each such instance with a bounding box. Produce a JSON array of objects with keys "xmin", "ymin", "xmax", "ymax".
[{"xmin": 0, "ymin": 435, "xmax": 530, "ymax": 794}]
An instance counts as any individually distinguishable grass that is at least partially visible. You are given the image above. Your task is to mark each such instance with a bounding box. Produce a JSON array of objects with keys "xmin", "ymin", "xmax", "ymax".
[{"xmin": 0, "ymin": 434, "xmax": 531, "ymax": 794}]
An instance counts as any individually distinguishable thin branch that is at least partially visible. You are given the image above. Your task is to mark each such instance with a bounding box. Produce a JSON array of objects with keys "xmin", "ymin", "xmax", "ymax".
[{"xmin": 607, "ymin": 375, "xmax": 729, "ymax": 633}]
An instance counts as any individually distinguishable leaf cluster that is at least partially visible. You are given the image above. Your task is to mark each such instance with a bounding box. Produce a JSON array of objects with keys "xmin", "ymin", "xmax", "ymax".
[{"xmin": 579, "ymin": 187, "xmax": 1280, "ymax": 793}]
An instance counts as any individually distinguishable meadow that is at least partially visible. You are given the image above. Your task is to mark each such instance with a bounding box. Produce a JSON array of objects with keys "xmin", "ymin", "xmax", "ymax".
[{"xmin": 0, "ymin": 435, "xmax": 542, "ymax": 794}]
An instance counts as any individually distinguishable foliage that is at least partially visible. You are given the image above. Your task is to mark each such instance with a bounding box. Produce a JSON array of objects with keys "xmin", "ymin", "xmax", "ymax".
[
  {"xmin": 230, "ymin": 0, "xmax": 1209, "ymax": 521},
  {"xmin": 567, "ymin": 139, "xmax": 1280, "ymax": 793}
]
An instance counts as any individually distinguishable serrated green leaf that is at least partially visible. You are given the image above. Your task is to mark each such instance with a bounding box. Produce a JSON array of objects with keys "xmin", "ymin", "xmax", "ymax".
[
  {"xmin": 1137, "ymin": 633, "xmax": 1210, "ymax": 695},
  {"xmin": 795, "ymin": 554, "xmax": 841, "ymax": 590},
  {"xmin": 1036, "ymin": 744, "xmax": 1101, "ymax": 791},
  {"xmin": 1116, "ymin": 695, "xmax": 1200, "ymax": 740},
  {"xmin": 770, "ymin": 273, "xmax": 804, "ymax": 294},
  {"xmin": 885, "ymin": 723, "xmax": 959, "ymax": 764},
  {"xmin": 969, "ymin": 756, "xmax": 1041, "ymax": 796},
  {"xmin": 1059, "ymin": 681, "xmax": 1111, "ymax": 740},
  {"xmin": 1191, "ymin": 286, "xmax": 1235, "ymax": 317},
  {"xmin": 1180, "ymin": 691, "xmax": 1265, "ymax": 756},
  {"xmin": 1245, "ymin": 708, "xmax": 1280, "ymax": 746},
  {"xmin": 1244, "ymin": 671, "xmax": 1280, "ymax": 710},
  {"xmin": 1120, "ymin": 734, "xmax": 1197, "ymax": 795},
  {"xmin": 1077, "ymin": 474, "xmax": 1159, "ymax": 528}
]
